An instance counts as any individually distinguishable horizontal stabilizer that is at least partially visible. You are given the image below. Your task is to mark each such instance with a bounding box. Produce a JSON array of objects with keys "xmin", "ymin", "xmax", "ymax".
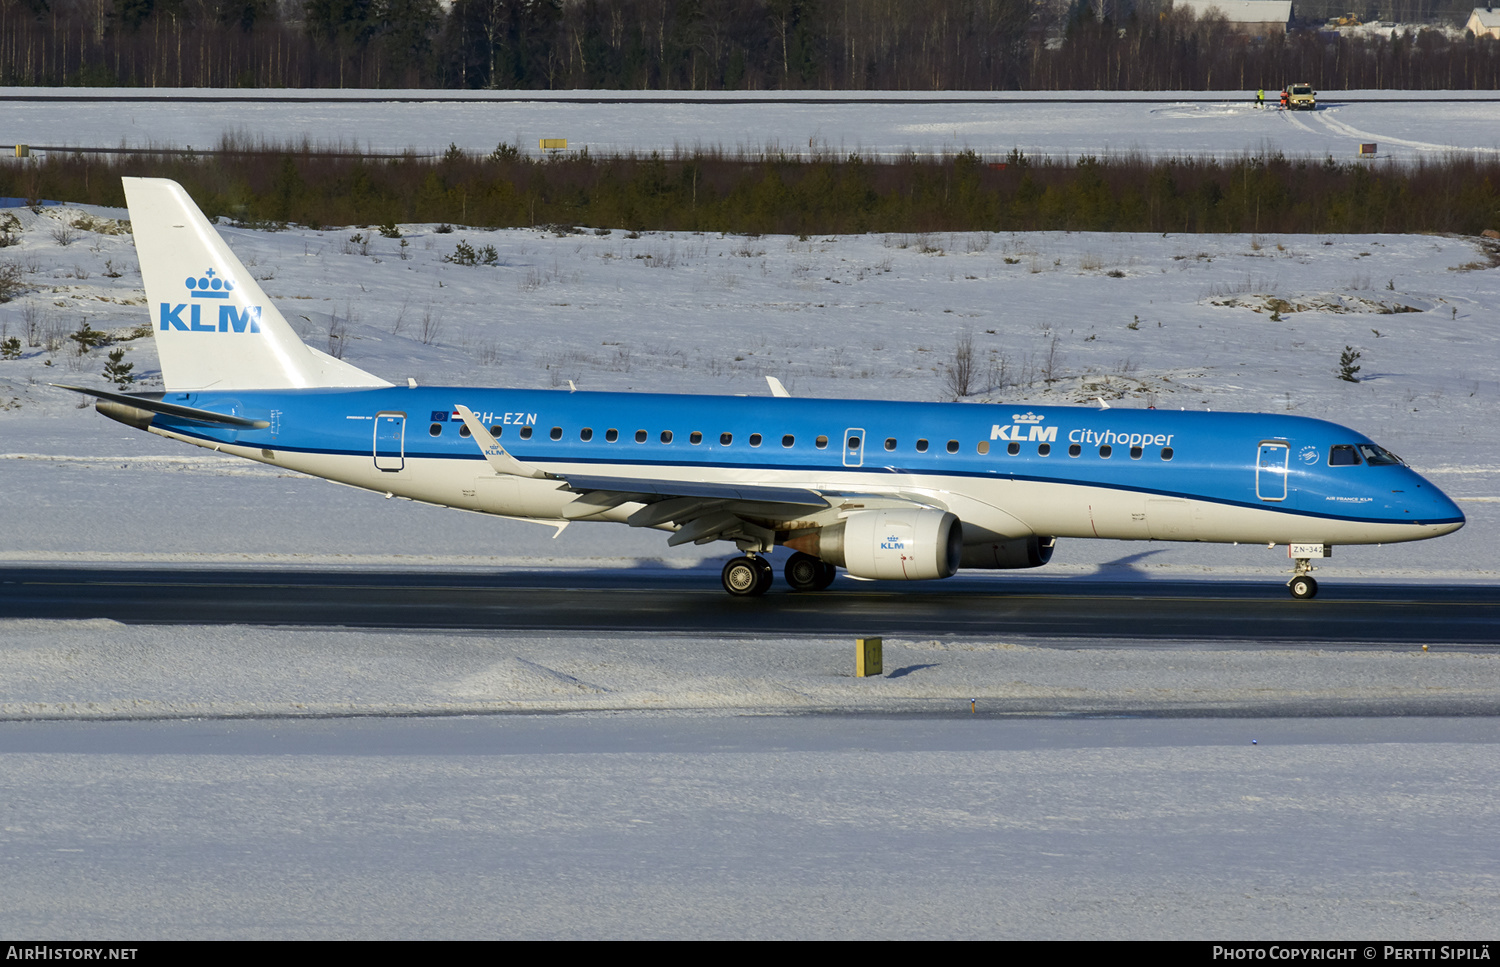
[{"xmin": 53, "ymin": 384, "xmax": 269, "ymax": 428}]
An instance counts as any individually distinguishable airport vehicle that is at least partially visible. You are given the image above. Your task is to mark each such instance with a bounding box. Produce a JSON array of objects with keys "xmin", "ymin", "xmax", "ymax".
[
  {"xmin": 60, "ymin": 178, "xmax": 1464, "ymax": 599},
  {"xmin": 1287, "ymin": 83, "xmax": 1317, "ymax": 110}
]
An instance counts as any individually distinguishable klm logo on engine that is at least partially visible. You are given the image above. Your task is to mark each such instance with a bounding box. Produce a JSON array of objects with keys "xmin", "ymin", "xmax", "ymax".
[
  {"xmin": 880, "ymin": 534, "xmax": 906, "ymax": 550},
  {"xmin": 991, "ymin": 412, "xmax": 1057, "ymax": 443},
  {"xmin": 159, "ymin": 267, "xmax": 261, "ymax": 333}
]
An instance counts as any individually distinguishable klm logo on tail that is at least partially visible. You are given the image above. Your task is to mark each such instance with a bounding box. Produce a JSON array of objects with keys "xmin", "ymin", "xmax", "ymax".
[{"xmin": 160, "ymin": 267, "xmax": 261, "ymax": 333}]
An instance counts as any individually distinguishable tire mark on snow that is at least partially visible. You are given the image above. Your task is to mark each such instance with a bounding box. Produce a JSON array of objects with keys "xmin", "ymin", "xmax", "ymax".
[{"xmin": 1313, "ymin": 108, "xmax": 1500, "ymax": 155}]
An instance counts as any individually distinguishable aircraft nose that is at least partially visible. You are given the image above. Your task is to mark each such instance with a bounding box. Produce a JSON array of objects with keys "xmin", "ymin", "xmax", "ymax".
[{"xmin": 1416, "ymin": 479, "xmax": 1465, "ymax": 533}]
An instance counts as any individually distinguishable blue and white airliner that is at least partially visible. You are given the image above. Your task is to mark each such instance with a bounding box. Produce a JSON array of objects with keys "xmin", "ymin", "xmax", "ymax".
[{"xmin": 60, "ymin": 178, "xmax": 1465, "ymax": 599}]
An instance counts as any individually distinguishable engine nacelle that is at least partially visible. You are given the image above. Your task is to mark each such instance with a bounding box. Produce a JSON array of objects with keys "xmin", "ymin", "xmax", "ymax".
[
  {"xmin": 960, "ymin": 536, "xmax": 1056, "ymax": 570},
  {"xmin": 807, "ymin": 508, "xmax": 963, "ymax": 581}
]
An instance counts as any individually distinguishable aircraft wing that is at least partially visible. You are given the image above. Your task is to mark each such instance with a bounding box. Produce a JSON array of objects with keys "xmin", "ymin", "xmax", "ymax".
[
  {"xmin": 454, "ymin": 402, "xmax": 933, "ymax": 550},
  {"xmin": 556, "ymin": 474, "xmax": 832, "ymax": 548}
]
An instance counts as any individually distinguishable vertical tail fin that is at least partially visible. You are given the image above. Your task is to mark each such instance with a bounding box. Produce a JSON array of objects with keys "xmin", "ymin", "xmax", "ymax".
[{"xmin": 124, "ymin": 177, "xmax": 390, "ymax": 391}]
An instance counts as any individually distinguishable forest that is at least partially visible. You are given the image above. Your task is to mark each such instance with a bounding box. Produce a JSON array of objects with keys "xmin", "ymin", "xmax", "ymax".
[
  {"xmin": 5, "ymin": 142, "xmax": 1498, "ymax": 237},
  {"xmin": 2, "ymin": 0, "xmax": 1499, "ymax": 91}
]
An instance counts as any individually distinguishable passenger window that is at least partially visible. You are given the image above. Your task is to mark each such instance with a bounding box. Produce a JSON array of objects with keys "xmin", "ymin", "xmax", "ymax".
[
  {"xmin": 459, "ymin": 424, "xmax": 471, "ymax": 438},
  {"xmin": 815, "ymin": 435, "xmax": 829, "ymax": 449},
  {"xmin": 634, "ymin": 429, "xmax": 647, "ymax": 443},
  {"xmin": 782, "ymin": 434, "xmax": 795, "ymax": 448},
  {"xmin": 660, "ymin": 430, "xmax": 673, "ymax": 444},
  {"xmin": 429, "ymin": 423, "xmax": 443, "ymax": 436},
  {"xmin": 689, "ymin": 431, "xmax": 703, "ymax": 445},
  {"xmin": 1161, "ymin": 447, "xmax": 1174, "ymax": 461},
  {"xmin": 605, "ymin": 428, "xmax": 618, "ymax": 442},
  {"xmin": 720, "ymin": 432, "xmax": 732, "ymax": 446},
  {"xmin": 1329, "ymin": 445, "xmax": 1361, "ymax": 466},
  {"xmin": 1038, "ymin": 443, "xmax": 1051, "ymax": 456},
  {"xmin": 847, "ymin": 436, "xmax": 861, "ymax": 450},
  {"xmin": 885, "ymin": 438, "xmax": 897, "ymax": 451},
  {"xmin": 1007, "ymin": 442, "xmax": 1020, "ymax": 456},
  {"xmin": 1098, "ymin": 444, "xmax": 1111, "ymax": 458},
  {"xmin": 1068, "ymin": 444, "xmax": 1081, "ymax": 457},
  {"xmin": 977, "ymin": 441, "xmax": 989, "ymax": 455},
  {"xmin": 550, "ymin": 426, "xmax": 563, "ymax": 441},
  {"xmin": 946, "ymin": 440, "xmax": 959, "ymax": 453},
  {"xmin": 1129, "ymin": 445, "xmax": 1143, "ymax": 459},
  {"xmin": 489, "ymin": 425, "xmax": 503, "ymax": 437},
  {"xmin": 579, "ymin": 428, "xmax": 593, "ymax": 442},
  {"xmin": 916, "ymin": 439, "xmax": 929, "ymax": 453},
  {"xmin": 749, "ymin": 433, "xmax": 763, "ymax": 447},
  {"xmin": 519, "ymin": 426, "xmax": 533, "ymax": 440}
]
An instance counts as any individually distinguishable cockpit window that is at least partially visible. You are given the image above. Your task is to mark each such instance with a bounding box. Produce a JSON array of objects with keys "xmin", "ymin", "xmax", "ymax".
[
  {"xmin": 1328, "ymin": 445, "xmax": 1362, "ymax": 466},
  {"xmin": 1358, "ymin": 443, "xmax": 1403, "ymax": 466}
]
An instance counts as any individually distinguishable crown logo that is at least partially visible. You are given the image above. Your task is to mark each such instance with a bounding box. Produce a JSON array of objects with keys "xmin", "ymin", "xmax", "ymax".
[
  {"xmin": 186, "ymin": 267, "xmax": 235, "ymax": 299},
  {"xmin": 1012, "ymin": 412, "xmax": 1044, "ymax": 424}
]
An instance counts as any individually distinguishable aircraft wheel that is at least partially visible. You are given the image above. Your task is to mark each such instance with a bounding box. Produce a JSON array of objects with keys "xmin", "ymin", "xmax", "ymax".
[
  {"xmin": 722, "ymin": 556, "xmax": 770, "ymax": 597},
  {"xmin": 1289, "ymin": 575, "xmax": 1318, "ymax": 600},
  {"xmin": 813, "ymin": 560, "xmax": 838, "ymax": 590},
  {"xmin": 754, "ymin": 556, "xmax": 775, "ymax": 595},
  {"xmin": 784, "ymin": 552, "xmax": 824, "ymax": 592}
]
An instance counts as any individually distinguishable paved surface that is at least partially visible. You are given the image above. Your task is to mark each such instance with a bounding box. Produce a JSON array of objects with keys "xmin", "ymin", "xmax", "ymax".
[{"xmin": 4, "ymin": 566, "xmax": 1498, "ymax": 644}]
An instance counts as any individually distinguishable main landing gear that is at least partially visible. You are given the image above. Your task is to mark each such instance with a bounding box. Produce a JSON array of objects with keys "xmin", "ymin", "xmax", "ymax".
[
  {"xmin": 721, "ymin": 555, "xmax": 774, "ymax": 597},
  {"xmin": 720, "ymin": 551, "xmax": 837, "ymax": 596}
]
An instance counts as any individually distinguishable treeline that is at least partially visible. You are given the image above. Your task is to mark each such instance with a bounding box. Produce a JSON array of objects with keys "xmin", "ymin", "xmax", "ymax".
[
  {"xmin": 5, "ymin": 143, "xmax": 1498, "ymax": 236},
  {"xmin": 2, "ymin": 0, "xmax": 1500, "ymax": 90}
]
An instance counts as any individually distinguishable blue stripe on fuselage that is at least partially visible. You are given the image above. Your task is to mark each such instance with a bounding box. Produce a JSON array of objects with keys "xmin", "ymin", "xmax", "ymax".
[{"xmin": 153, "ymin": 387, "xmax": 1465, "ymax": 528}]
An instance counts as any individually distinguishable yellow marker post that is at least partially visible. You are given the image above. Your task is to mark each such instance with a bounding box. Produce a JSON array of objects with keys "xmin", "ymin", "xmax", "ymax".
[
  {"xmin": 856, "ymin": 637, "xmax": 882, "ymax": 677},
  {"xmin": 15, "ymin": 145, "xmax": 29, "ymax": 158},
  {"xmin": 539, "ymin": 138, "xmax": 568, "ymax": 151}
]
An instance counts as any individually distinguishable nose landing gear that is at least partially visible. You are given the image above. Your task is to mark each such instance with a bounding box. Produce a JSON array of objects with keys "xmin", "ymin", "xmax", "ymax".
[{"xmin": 1285, "ymin": 543, "xmax": 1331, "ymax": 599}]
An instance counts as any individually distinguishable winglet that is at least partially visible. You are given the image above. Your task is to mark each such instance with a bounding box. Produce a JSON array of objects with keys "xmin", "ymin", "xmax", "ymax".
[
  {"xmin": 454, "ymin": 404, "xmax": 550, "ymax": 478},
  {"xmin": 766, "ymin": 376, "xmax": 791, "ymax": 398}
]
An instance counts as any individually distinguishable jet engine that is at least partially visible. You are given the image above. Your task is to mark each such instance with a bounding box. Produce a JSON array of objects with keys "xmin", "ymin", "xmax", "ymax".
[
  {"xmin": 959, "ymin": 535, "xmax": 1055, "ymax": 569},
  {"xmin": 794, "ymin": 508, "xmax": 963, "ymax": 581}
]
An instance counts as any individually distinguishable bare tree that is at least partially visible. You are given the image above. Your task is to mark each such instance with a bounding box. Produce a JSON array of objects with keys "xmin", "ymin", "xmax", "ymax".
[{"xmin": 945, "ymin": 329, "xmax": 976, "ymax": 399}]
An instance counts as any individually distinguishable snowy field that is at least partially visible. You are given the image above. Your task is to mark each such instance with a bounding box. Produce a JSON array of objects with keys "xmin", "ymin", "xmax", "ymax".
[
  {"xmin": 4, "ymin": 87, "xmax": 1500, "ymax": 161},
  {"xmin": 2, "ymin": 714, "xmax": 1496, "ymax": 939},
  {"xmin": 3, "ymin": 95, "xmax": 1500, "ymax": 939}
]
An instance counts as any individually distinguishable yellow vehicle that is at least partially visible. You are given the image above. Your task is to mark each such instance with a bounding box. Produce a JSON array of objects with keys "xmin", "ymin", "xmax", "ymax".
[{"xmin": 1286, "ymin": 83, "xmax": 1317, "ymax": 111}]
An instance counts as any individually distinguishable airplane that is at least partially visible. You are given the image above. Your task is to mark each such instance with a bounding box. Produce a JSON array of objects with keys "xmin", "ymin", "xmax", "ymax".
[{"xmin": 58, "ymin": 177, "xmax": 1465, "ymax": 599}]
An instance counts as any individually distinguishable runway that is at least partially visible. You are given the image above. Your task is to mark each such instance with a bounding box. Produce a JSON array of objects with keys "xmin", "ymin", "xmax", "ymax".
[
  {"xmin": 7, "ymin": 86, "xmax": 1496, "ymax": 163},
  {"xmin": 4, "ymin": 566, "xmax": 1497, "ymax": 644}
]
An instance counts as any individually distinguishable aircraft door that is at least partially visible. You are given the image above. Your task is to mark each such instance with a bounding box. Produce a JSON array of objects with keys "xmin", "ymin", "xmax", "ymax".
[
  {"xmin": 374, "ymin": 412, "xmax": 406, "ymax": 471},
  {"xmin": 1256, "ymin": 441, "xmax": 1288, "ymax": 501},
  {"xmin": 843, "ymin": 427, "xmax": 865, "ymax": 467}
]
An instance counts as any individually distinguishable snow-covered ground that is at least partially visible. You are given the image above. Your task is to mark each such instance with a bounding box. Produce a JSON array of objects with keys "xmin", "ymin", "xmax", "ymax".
[
  {"xmin": 2, "ymin": 199, "xmax": 1497, "ymax": 581},
  {"xmin": 5, "ymin": 87, "xmax": 1500, "ymax": 161}
]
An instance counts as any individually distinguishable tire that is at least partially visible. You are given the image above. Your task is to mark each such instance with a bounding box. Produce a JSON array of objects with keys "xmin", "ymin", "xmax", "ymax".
[
  {"xmin": 1289, "ymin": 575, "xmax": 1318, "ymax": 599},
  {"xmin": 813, "ymin": 560, "xmax": 838, "ymax": 590},
  {"xmin": 753, "ymin": 556, "xmax": 774, "ymax": 595},
  {"xmin": 722, "ymin": 556, "xmax": 771, "ymax": 597},
  {"xmin": 784, "ymin": 552, "xmax": 823, "ymax": 592}
]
